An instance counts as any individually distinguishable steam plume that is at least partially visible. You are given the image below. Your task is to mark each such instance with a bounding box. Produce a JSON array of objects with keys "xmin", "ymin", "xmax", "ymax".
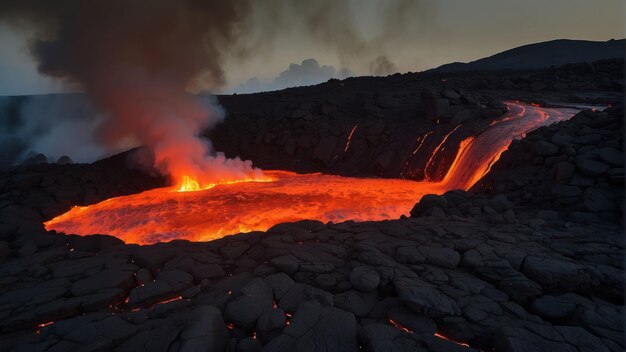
[
  {"xmin": 0, "ymin": 0, "xmax": 429, "ymax": 185},
  {"xmin": 0, "ymin": 0, "xmax": 260, "ymax": 186}
]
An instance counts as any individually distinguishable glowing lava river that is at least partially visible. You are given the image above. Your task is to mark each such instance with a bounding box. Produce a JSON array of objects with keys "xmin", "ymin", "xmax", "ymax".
[{"xmin": 45, "ymin": 102, "xmax": 582, "ymax": 244}]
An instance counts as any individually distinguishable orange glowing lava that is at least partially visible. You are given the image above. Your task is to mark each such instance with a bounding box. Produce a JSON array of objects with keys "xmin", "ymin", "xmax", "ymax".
[
  {"xmin": 344, "ymin": 124, "xmax": 359, "ymax": 152},
  {"xmin": 389, "ymin": 319, "xmax": 472, "ymax": 348},
  {"xmin": 45, "ymin": 103, "xmax": 580, "ymax": 244},
  {"xmin": 434, "ymin": 332, "xmax": 471, "ymax": 348},
  {"xmin": 177, "ymin": 174, "xmax": 274, "ymax": 192}
]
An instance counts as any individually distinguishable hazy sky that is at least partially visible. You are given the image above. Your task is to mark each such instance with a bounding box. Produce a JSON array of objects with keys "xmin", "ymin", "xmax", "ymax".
[{"xmin": 0, "ymin": 0, "xmax": 623, "ymax": 96}]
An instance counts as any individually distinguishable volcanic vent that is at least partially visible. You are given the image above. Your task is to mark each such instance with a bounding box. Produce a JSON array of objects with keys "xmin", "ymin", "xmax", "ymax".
[{"xmin": 45, "ymin": 102, "xmax": 580, "ymax": 244}]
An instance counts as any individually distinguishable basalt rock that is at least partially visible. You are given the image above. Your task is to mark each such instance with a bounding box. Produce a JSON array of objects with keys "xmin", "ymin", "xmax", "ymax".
[
  {"xmin": 0, "ymin": 60, "xmax": 623, "ymax": 352},
  {"xmin": 472, "ymin": 105, "xmax": 624, "ymax": 224}
]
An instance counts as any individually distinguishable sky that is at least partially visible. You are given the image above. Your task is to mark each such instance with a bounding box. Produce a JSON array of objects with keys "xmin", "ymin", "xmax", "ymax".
[{"xmin": 0, "ymin": 0, "xmax": 623, "ymax": 96}]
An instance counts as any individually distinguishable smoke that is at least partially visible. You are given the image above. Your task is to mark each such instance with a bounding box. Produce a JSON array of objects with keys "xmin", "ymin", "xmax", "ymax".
[
  {"xmin": 0, "ymin": 0, "xmax": 262, "ymax": 186},
  {"xmin": 369, "ymin": 56, "xmax": 397, "ymax": 76},
  {"xmin": 0, "ymin": 94, "xmax": 106, "ymax": 167},
  {"xmin": 251, "ymin": 0, "xmax": 432, "ymax": 72},
  {"xmin": 0, "ymin": 0, "xmax": 430, "ymax": 185}
]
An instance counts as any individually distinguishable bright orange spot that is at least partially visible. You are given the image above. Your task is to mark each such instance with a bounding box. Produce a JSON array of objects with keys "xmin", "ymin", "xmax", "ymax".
[{"xmin": 177, "ymin": 174, "xmax": 273, "ymax": 192}]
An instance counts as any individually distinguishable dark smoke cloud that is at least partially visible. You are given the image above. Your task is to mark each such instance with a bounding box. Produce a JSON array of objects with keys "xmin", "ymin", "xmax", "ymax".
[
  {"xmin": 0, "ymin": 0, "xmax": 429, "ymax": 184},
  {"xmin": 0, "ymin": 1, "xmax": 251, "ymax": 90}
]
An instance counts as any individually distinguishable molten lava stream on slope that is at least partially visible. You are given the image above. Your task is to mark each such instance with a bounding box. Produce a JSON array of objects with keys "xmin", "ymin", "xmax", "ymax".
[{"xmin": 45, "ymin": 102, "xmax": 581, "ymax": 244}]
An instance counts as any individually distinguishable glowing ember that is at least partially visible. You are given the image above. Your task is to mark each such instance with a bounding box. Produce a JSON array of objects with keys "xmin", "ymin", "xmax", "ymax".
[
  {"xmin": 389, "ymin": 319, "xmax": 472, "ymax": 348},
  {"xmin": 35, "ymin": 321, "xmax": 54, "ymax": 329},
  {"xmin": 34, "ymin": 321, "xmax": 55, "ymax": 334},
  {"xmin": 434, "ymin": 332, "xmax": 471, "ymax": 348},
  {"xmin": 388, "ymin": 319, "xmax": 413, "ymax": 333},
  {"xmin": 155, "ymin": 296, "xmax": 183, "ymax": 305},
  {"xmin": 344, "ymin": 124, "xmax": 359, "ymax": 152},
  {"xmin": 411, "ymin": 131, "xmax": 434, "ymax": 156},
  {"xmin": 45, "ymin": 103, "xmax": 580, "ymax": 244}
]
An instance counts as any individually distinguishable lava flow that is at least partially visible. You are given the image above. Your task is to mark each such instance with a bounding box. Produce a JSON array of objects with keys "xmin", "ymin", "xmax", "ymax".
[{"xmin": 45, "ymin": 102, "xmax": 580, "ymax": 244}]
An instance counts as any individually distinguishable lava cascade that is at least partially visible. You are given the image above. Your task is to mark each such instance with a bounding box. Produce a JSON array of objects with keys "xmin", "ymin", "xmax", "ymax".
[{"xmin": 45, "ymin": 103, "xmax": 579, "ymax": 244}]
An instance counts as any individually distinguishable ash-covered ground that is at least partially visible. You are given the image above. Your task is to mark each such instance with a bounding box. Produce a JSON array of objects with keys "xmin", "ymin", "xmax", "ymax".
[{"xmin": 0, "ymin": 60, "xmax": 623, "ymax": 352}]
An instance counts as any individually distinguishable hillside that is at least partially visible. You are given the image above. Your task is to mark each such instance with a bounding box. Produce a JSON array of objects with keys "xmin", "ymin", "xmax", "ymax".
[{"xmin": 434, "ymin": 39, "xmax": 625, "ymax": 72}]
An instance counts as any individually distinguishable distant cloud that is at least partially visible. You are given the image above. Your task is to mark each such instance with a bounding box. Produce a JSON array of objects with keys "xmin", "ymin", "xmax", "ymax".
[{"xmin": 232, "ymin": 58, "xmax": 353, "ymax": 94}]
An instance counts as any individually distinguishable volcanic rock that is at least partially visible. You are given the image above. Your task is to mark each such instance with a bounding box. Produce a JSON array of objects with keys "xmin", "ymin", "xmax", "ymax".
[
  {"xmin": 21, "ymin": 153, "xmax": 48, "ymax": 165},
  {"xmin": 530, "ymin": 141, "xmax": 558, "ymax": 156},
  {"xmin": 574, "ymin": 156, "xmax": 610, "ymax": 177},
  {"xmin": 394, "ymin": 277, "xmax": 461, "ymax": 317},
  {"xmin": 261, "ymin": 300, "xmax": 357, "ymax": 352},
  {"xmin": 349, "ymin": 265, "xmax": 380, "ymax": 292},
  {"xmin": 71, "ymin": 268, "xmax": 136, "ymax": 296},
  {"xmin": 442, "ymin": 89, "xmax": 461, "ymax": 100},
  {"xmin": 409, "ymin": 194, "xmax": 447, "ymax": 217},
  {"xmin": 0, "ymin": 59, "xmax": 623, "ymax": 352},
  {"xmin": 224, "ymin": 279, "xmax": 273, "ymax": 329},
  {"xmin": 387, "ymin": 306, "xmax": 437, "ymax": 334},
  {"xmin": 494, "ymin": 325, "xmax": 611, "ymax": 352},
  {"xmin": 56, "ymin": 156, "xmax": 74, "ymax": 165},
  {"xmin": 522, "ymin": 256, "xmax": 590, "ymax": 291},
  {"xmin": 238, "ymin": 337, "xmax": 262, "ymax": 352},
  {"xmin": 334, "ymin": 290, "xmax": 377, "ymax": 316},
  {"xmin": 180, "ymin": 306, "xmax": 228, "ymax": 352},
  {"xmin": 270, "ymin": 255, "xmax": 299, "ymax": 274},
  {"xmin": 417, "ymin": 246, "xmax": 460, "ymax": 268},
  {"xmin": 598, "ymin": 147, "xmax": 623, "ymax": 167}
]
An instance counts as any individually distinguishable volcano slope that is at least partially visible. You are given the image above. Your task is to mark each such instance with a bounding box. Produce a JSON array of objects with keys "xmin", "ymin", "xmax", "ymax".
[
  {"xmin": 0, "ymin": 73, "xmax": 624, "ymax": 351},
  {"xmin": 0, "ymin": 114, "xmax": 622, "ymax": 352},
  {"xmin": 211, "ymin": 59, "xmax": 623, "ymax": 179}
]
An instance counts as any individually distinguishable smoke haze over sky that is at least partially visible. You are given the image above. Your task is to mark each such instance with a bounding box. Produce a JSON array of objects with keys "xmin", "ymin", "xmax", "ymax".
[
  {"xmin": 0, "ymin": 0, "xmax": 623, "ymax": 96},
  {"xmin": 0, "ymin": 0, "xmax": 625, "ymax": 95}
]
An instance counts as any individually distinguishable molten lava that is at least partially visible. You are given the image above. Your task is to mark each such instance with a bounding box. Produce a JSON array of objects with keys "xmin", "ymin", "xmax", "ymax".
[
  {"xmin": 177, "ymin": 174, "xmax": 274, "ymax": 192},
  {"xmin": 45, "ymin": 102, "xmax": 580, "ymax": 244},
  {"xmin": 46, "ymin": 171, "xmax": 444, "ymax": 244}
]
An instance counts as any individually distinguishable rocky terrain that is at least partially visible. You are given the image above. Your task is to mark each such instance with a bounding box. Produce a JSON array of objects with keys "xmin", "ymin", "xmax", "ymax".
[
  {"xmin": 0, "ymin": 62, "xmax": 623, "ymax": 351},
  {"xmin": 0, "ymin": 152, "xmax": 165, "ymax": 238},
  {"xmin": 211, "ymin": 59, "xmax": 623, "ymax": 179},
  {"xmin": 473, "ymin": 105, "xmax": 624, "ymax": 224}
]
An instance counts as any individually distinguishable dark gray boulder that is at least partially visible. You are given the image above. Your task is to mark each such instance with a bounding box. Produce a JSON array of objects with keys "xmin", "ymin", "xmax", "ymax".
[
  {"xmin": 574, "ymin": 156, "xmax": 609, "ymax": 177},
  {"xmin": 261, "ymin": 300, "xmax": 357, "ymax": 352},
  {"xmin": 349, "ymin": 265, "xmax": 380, "ymax": 292},
  {"xmin": 180, "ymin": 305, "xmax": 228, "ymax": 352}
]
